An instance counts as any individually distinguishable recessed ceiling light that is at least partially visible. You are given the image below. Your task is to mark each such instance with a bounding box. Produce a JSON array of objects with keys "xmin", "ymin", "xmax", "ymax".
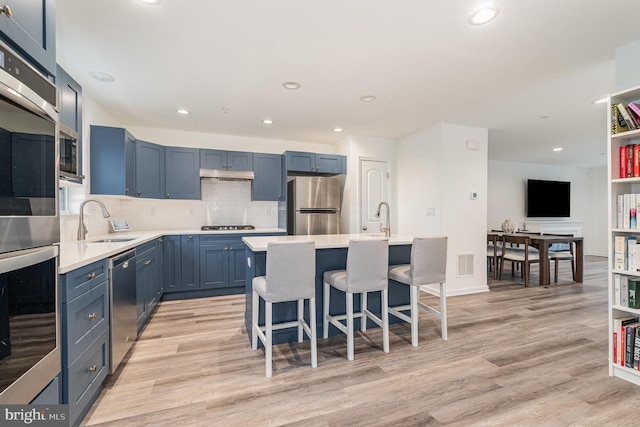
[
  {"xmin": 176, "ymin": 109, "xmax": 190, "ymax": 115},
  {"xmin": 262, "ymin": 119, "xmax": 274, "ymax": 124},
  {"xmin": 139, "ymin": 0, "xmax": 161, "ymax": 5},
  {"xmin": 469, "ymin": 7, "xmax": 499, "ymax": 25},
  {"xmin": 593, "ymin": 98, "xmax": 608, "ymax": 104},
  {"xmin": 89, "ymin": 71, "xmax": 115, "ymax": 83},
  {"xmin": 553, "ymin": 147, "xmax": 563, "ymax": 152},
  {"xmin": 360, "ymin": 95, "xmax": 376, "ymax": 102},
  {"xmin": 282, "ymin": 81, "xmax": 301, "ymax": 90},
  {"xmin": 333, "ymin": 128, "xmax": 343, "ymax": 132}
]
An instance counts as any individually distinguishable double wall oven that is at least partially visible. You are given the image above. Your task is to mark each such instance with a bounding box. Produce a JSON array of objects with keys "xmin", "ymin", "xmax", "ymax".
[{"xmin": 0, "ymin": 39, "xmax": 60, "ymax": 403}]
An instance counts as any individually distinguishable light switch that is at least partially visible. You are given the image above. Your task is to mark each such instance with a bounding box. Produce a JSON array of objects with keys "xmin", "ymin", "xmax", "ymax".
[{"xmin": 470, "ymin": 192, "xmax": 478, "ymax": 200}]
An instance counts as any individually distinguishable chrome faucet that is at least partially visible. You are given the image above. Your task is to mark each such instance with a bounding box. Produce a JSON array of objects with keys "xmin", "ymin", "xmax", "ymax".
[
  {"xmin": 375, "ymin": 201, "xmax": 391, "ymax": 237},
  {"xmin": 77, "ymin": 199, "xmax": 111, "ymax": 240}
]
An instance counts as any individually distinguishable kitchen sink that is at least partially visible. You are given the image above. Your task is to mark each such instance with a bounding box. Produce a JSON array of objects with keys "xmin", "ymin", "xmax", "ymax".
[{"xmin": 86, "ymin": 236, "xmax": 140, "ymax": 243}]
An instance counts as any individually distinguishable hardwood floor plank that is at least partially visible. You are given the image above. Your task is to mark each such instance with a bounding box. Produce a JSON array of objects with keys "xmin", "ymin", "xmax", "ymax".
[{"xmin": 82, "ymin": 256, "xmax": 640, "ymax": 426}]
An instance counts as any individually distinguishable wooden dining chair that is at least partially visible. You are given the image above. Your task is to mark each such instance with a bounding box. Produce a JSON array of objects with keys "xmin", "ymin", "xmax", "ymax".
[
  {"xmin": 487, "ymin": 233, "xmax": 501, "ymax": 279},
  {"xmin": 547, "ymin": 233, "xmax": 576, "ymax": 282},
  {"xmin": 499, "ymin": 234, "xmax": 541, "ymax": 287}
]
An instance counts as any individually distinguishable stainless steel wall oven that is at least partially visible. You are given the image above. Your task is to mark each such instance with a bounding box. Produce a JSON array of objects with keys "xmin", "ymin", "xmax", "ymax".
[{"xmin": 0, "ymin": 39, "xmax": 60, "ymax": 404}]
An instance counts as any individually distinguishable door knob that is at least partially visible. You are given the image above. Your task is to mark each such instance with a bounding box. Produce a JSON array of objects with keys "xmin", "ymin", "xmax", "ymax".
[
  {"xmin": 362, "ymin": 226, "xmax": 368, "ymax": 231},
  {"xmin": 1, "ymin": 5, "xmax": 12, "ymax": 17}
]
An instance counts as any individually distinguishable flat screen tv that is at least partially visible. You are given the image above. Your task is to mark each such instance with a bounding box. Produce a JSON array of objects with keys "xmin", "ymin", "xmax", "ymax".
[{"xmin": 526, "ymin": 179, "xmax": 570, "ymax": 218}]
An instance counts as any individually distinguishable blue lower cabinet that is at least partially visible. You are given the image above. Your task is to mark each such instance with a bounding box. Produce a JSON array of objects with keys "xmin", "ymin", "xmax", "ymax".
[
  {"xmin": 136, "ymin": 241, "xmax": 160, "ymax": 332},
  {"xmin": 60, "ymin": 259, "xmax": 110, "ymax": 427},
  {"xmin": 63, "ymin": 329, "xmax": 109, "ymax": 427},
  {"xmin": 199, "ymin": 237, "xmax": 246, "ymax": 289}
]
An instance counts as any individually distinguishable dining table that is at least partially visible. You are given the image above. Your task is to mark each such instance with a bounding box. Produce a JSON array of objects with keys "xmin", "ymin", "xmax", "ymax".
[{"xmin": 488, "ymin": 231, "xmax": 584, "ymax": 287}]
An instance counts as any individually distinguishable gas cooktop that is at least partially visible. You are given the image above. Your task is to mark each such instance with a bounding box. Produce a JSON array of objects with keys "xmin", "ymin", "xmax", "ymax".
[{"xmin": 201, "ymin": 225, "xmax": 256, "ymax": 231}]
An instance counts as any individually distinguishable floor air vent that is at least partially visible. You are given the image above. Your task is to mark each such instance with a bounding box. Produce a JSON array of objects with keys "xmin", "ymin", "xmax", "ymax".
[{"xmin": 457, "ymin": 253, "xmax": 474, "ymax": 277}]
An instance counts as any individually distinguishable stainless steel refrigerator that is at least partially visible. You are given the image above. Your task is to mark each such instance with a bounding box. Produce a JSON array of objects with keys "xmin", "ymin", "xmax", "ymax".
[{"xmin": 287, "ymin": 176, "xmax": 341, "ymax": 235}]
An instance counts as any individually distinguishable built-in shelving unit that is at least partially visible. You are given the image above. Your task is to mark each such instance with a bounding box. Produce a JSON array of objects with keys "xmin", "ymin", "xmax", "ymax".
[{"xmin": 608, "ymin": 84, "xmax": 640, "ymax": 386}]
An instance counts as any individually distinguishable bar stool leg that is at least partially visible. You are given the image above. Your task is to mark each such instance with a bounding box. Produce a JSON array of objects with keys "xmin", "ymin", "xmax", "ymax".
[
  {"xmin": 265, "ymin": 301, "xmax": 273, "ymax": 378},
  {"xmin": 346, "ymin": 292, "xmax": 354, "ymax": 361},
  {"xmin": 440, "ymin": 281, "xmax": 448, "ymax": 341},
  {"xmin": 410, "ymin": 285, "xmax": 419, "ymax": 347},
  {"xmin": 381, "ymin": 289, "xmax": 389, "ymax": 353},
  {"xmin": 361, "ymin": 291, "xmax": 368, "ymax": 332},
  {"xmin": 323, "ymin": 282, "xmax": 330, "ymax": 339},
  {"xmin": 251, "ymin": 289, "xmax": 259, "ymax": 350},
  {"xmin": 309, "ymin": 296, "xmax": 317, "ymax": 368},
  {"xmin": 297, "ymin": 299, "xmax": 304, "ymax": 343}
]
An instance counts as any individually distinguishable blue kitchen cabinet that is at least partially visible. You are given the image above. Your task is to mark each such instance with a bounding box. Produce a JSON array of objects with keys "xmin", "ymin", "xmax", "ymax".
[
  {"xmin": 200, "ymin": 236, "xmax": 246, "ymax": 289},
  {"xmin": 136, "ymin": 240, "xmax": 160, "ymax": 332},
  {"xmin": 285, "ymin": 151, "xmax": 345, "ymax": 174},
  {"xmin": 165, "ymin": 147, "xmax": 200, "ymax": 199},
  {"xmin": 57, "ymin": 65, "xmax": 83, "ymax": 183},
  {"xmin": 252, "ymin": 152, "xmax": 283, "ymax": 201},
  {"xmin": 135, "ymin": 140, "xmax": 165, "ymax": 199},
  {"xmin": 30, "ymin": 375, "xmax": 60, "ymax": 404},
  {"xmin": 59, "ymin": 259, "xmax": 110, "ymax": 427},
  {"xmin": 0, "ymin": 0, "xmax": 56, "ymax": 76},
  {"xmin": 90, "ymin": 125, "xmax": 136, "ymax": 196},
  {"xmin": 181, "ymin": 234, "xmax": 200, "ymax": 291},
  {"xmin": 201, "ymin": 149, "xmax": 253, "ymax": 171},
  {"xmin": 163, "ymin": 235, "xmax": 182, "ymax": 292}
]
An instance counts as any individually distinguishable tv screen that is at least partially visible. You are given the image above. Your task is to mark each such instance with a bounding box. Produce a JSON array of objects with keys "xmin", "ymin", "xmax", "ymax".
[{"xmin": 526, "ymin": 179, "xmax": 570, "ymax": 218}]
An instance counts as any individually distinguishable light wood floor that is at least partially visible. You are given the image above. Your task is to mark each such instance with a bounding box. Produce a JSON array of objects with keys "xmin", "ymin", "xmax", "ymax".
[{"xmin": 82, "ymin": 256, "xmax": 640, "ymax": 426}]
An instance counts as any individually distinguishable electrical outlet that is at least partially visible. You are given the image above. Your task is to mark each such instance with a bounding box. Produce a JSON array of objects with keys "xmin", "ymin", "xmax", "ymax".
[
  {"xmin": 188, "ymin": 207, "xmax": 194, "ymax": 216},
  {"xmin": 150, "ymin": 207, "xmax": 156, "ymax": 216},
  {"xmin": 426, "ymin": 207, "xmax": 436, "ymax": 216}
]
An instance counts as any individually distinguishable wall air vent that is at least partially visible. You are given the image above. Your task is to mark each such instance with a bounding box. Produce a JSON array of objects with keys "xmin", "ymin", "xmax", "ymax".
[{"xmin": 457, "ymin": 253, "xmax": 474, "ymax": 277}]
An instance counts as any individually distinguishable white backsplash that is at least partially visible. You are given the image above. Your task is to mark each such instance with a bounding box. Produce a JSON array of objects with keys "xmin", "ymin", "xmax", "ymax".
[{"xmin": 59, "ymin": 181, "xmax": 279, "ymax": 243}]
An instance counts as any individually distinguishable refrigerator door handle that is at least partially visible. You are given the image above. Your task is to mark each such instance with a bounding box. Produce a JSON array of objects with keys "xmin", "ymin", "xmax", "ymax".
[{"xmin": 298, "ymin": 208, "xmax": 338, "ymax": 214}]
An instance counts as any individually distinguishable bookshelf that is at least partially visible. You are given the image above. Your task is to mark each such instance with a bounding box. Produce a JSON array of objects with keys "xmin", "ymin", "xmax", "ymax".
[{"xmin": 609, "ymin": 85, "xmax": 640, "ymax": 385}]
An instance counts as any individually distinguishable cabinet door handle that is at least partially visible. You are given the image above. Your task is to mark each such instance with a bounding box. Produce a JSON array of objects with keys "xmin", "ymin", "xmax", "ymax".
[
  {"xmin": 144, "ymin": 260, "xmax": 152, "ymax": 265},
  {"xmin": 88, "ymin": 313, "xmax": 97, "ymax": 320},
  {"xmin": 137, "ymin": 191, "xmax": 142, "ymax": 196},
  {"xmin": 188, "ymin": 236, "xmax": 193, "ymax": 239},
  {"xmin": 1, "ymin": 5, "xmax": 12, "ymax": 17},
  {"xmin": 166, "ymin": 193, "xmax": 171, "ymax": 198},
  {"xmin": 88, "ymin": 365, "xmax": 97, "ymax": 373},
  {"xmin": 87, "ymin": 272, "xmax": 97, "ymax": 280}
]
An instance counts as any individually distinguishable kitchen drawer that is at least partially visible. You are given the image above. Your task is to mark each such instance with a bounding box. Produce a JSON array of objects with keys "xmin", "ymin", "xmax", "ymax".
[
  {"xmin": 200, "ymin": 235, "xmax": 242, "ymax": 246},
  {"xmin": 63, "ymin": 281, "xmax": 109, "ymax": 364},
  {"xmin": 64, "ymin": 328, "xmax": 109, "ymax": 427},
  {"xmin": 136, "ymin": 240, "xmax": 156, "ymax": 257},
  {"xmin": 61, "ymin": 259, "xmax": 108, "ymax": 302}
]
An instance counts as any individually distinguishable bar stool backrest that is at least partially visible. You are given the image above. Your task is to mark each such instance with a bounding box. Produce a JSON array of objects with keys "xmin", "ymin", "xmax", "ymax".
[
  {"xmin": 410, "ymin": 237, "xmax": 448, "ymax": 286},
  {"xmin": 346, "ymin": 238, "xmax": 389, "ymax": 293},
  {"xmin": 265, "ymin": 241, "xmax": 316, "ymax": 302}
]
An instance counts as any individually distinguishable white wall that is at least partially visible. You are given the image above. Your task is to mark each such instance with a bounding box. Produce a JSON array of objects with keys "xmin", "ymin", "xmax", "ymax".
[
  {"xmin": 487, "ymin": 160, "xmax": 607, "ymax": 256},
  {"xmin": 335, "ymin": 135, "xmax": 397, "ymax": 234},
  {"xmin": 398, "ymin": 123, "xmax": 489, "ymax": 296},
  {"xmin": 616, "ymin": 39, "xmax": 640, "ymax": 91}
]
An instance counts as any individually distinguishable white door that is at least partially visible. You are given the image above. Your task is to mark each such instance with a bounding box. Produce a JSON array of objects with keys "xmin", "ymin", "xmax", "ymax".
[{"xmin": 360, "ymin": 159, "xmax": 389, "ymax": 234}]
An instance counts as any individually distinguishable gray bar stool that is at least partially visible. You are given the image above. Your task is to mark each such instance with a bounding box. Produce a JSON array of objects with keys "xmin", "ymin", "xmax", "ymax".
[
  {"xmin": 323, "ymin": 238, "xmax": 389, "ymax": 361},
  {"xmin": 251, "ymin": 241, "xmax": 317, "ymax": 377},
  {"xmin": 388, "ymin": 236, "xmax": 448, "ymax": 346}
]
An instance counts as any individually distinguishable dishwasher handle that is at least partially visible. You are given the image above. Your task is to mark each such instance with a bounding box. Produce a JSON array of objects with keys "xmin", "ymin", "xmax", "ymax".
[{"xmin": 110, "ymin": 249, "xmax": 136, "ymax": 268}]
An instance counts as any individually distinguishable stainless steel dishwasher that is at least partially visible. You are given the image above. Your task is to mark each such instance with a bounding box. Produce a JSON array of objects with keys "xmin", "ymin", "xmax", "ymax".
[{"xmin": 108, "ymin": 249, "xmax": 137, "ymax": 374}]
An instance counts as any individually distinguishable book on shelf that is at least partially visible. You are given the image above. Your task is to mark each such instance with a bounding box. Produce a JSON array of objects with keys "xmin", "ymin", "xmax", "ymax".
[
  {"xmin": 618, "ymin": 194, "xmax": 624, "ymax": 228},
  {"xmin": 631, "ymin": 193, "xmax": 637, "ymax": 228},
  {"xmin": 629, "ymin": 238, "xmax": 638, "ymax": 271},
  {"xmin": 623, "ymin": 276, "xmax": 630, "ymax": 307},
  {"xmin": 619, "ymin": 103, "xmax": 639, "ymax": 130},
  {"xmin": 613, "ymin": 103, "xmax": 631, "ymax": 134},
  {"xmin": 624, "ymin": 194, "xmax": 631, "ymax": 228},
  {"xmin": 615, "ymin": 235, "xmax": 627, "ymax": 270},
  {"xmin": 621, "ymin": 146, "xmax": 628, "ymax": 178},
  {"xmin": 625, "ymin": 323, "xmax": 640, "ymax": 368},
  {"xmin": 634, "ymin": 327, "xmax": 640, "ymax": 369},
  {"xmin": 628, "ymin": 102, "xmax": 640, "ymax": 120},
  {"xmin": 614, "ymin": 316, "xmax": 639, "ymax": 366},
  {"xmin": 615, "ymin": 274, "xmax": 622, "ymax": 306},
  {"xmin": 627, "ymin": 145, "xmax": 634, "ymax": 178},
  {"xmin": 630, "ymin": 279, "xmax": 640, "ymax": 309},
  {"xmin": 634, "ymin": 145, "xmax": 640, "ymax": 177}
]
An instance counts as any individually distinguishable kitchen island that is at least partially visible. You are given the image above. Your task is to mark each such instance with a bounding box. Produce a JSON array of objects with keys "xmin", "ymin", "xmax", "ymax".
[{"xmin": 242, "ymin": 233, "xmax": 415, "ymax": 344}]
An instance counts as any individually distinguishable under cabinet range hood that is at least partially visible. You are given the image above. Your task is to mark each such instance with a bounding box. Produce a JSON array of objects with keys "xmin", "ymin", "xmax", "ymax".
[{"xmin": 199, "ymin": 168, "xmax": 255, "ymax": 181}]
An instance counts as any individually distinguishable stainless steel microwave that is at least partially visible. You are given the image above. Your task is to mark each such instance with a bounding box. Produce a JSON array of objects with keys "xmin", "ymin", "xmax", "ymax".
[{"xmin": 59, "ymin": 123, "xmax": 83, "ymax": 182}]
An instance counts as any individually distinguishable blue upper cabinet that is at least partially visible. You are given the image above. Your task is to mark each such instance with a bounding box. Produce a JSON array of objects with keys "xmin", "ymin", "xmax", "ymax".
[
  {"xmin": 0, "ymin": 0, "xmax": 56, "ymax": 77},
  {"xmin": 252, "ymin": 152, "xmax": 282, "ymax": 201},
  {"xmin": 165, "ymin": 147, "xmax": 200, "ymax": 199},
  {"xmin": 285, "ymin": 151, "xmax": 345, "ymax": 174},
  {"xmin": 135, "ymin": 140, "xmax": 165, "ymax": 199},
  {"xmin": 90, "ymin": 125, "xmax": 136, "ymax": 196},
  {"xmin": 201, "ymin": 149, "xmax": 253, "ymax": 171}
]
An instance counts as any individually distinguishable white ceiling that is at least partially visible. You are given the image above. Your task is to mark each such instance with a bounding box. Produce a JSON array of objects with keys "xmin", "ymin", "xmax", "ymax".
[{"xmin": 56, "ymin": 0, "xmax": 640, "ymax": 168}]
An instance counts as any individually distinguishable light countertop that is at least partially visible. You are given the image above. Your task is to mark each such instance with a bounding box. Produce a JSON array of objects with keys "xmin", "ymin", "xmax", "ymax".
[
  {"xmin": 58, "ymin": 228, "xmax": 286, "ymax": 274},
  {"xmin": 242, "ymin": 233, "xmax": 415, "ymax": 252}
]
